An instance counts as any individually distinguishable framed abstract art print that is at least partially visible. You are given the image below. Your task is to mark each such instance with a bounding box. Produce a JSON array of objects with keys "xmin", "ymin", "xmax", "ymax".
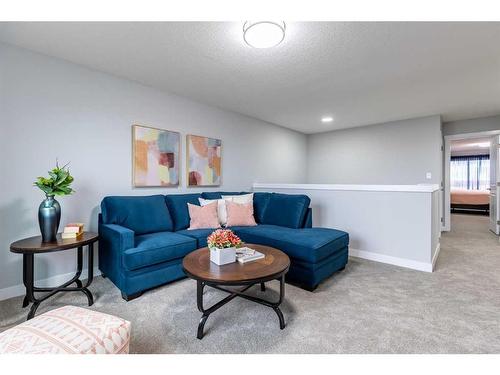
[
  {"xmin": 132, "ymin": 125, "xmax": 180, "ymax": 187},
  {"xmin": 186, "ymin": 134, "xmax": 222, "ymax": 186}
]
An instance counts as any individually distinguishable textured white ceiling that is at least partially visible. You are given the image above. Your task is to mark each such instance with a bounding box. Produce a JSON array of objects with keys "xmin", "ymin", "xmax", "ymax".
[{"xmin": 1, "ymin": 22, "xmax": 500, "ymax": 134}]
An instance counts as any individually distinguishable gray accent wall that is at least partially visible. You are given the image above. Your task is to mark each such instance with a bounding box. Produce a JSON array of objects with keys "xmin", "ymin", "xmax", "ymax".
[
  {"xmin": 307, "ymin": 115, "xmax": 443, "ymax": 185},
  {"xmin": 0, "ymin": 43, "xmax": 308, "ymax": 295},
  {"xmin": 443, "ymin": 115, "xmax": 500, "ymax": 136}
]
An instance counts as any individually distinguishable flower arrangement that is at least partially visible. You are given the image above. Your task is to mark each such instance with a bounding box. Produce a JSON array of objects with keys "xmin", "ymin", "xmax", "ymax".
[{"xmin": 207, "ymin": 229, "xmax": 242, "ymax": 249}]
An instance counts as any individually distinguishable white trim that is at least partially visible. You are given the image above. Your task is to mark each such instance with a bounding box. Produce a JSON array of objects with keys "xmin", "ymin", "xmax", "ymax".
[
  {"xmin": 253, "ymin": 183, "xmax": 440, "ymax": 193},
  {"xmin": 432, "ymin": 243, "xmax": 441, "ymax": 271},
  {"xmin": 349, "ymin": 249, "xmax": 433, "ymax": 272},
  {"xmin": 443, "ymin": 129, "xmax": 500, "ymax": 232},
  {"xmin": 443, "ymin": 136, "xmax": 452, "ymax": 231},
  {"xmin": 0, "ymin": 267, "xmax": 101, "ymax": 301}
]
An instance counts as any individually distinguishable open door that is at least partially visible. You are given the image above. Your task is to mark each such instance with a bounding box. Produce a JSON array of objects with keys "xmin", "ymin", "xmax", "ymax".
[{"xmin": 489, "ymin": 135, "xmax": 500, "ymax": 235}]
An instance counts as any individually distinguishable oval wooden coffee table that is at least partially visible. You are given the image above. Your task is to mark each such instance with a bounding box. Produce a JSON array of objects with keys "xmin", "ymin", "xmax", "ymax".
[{"xmin": 183, "ymin": 244, "xmax": 290, "ymax": 339}]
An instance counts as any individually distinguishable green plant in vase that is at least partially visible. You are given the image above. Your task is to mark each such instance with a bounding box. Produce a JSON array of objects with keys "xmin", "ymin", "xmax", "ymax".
[{"xmin": 34, "ymin": 161, "xmax": 75, "ymax": 242}]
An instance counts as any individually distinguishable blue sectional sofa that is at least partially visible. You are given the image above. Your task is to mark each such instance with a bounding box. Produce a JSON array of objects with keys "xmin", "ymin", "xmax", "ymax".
[{"xmin": 98, "ymin": 192, "xmax": 349, "ymax": 300}]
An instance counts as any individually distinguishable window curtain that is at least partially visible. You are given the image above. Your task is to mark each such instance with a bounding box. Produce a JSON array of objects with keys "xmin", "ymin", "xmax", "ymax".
[{"xmin": 450, "ymin": 155, "xmax": 490, "ymax": 190}]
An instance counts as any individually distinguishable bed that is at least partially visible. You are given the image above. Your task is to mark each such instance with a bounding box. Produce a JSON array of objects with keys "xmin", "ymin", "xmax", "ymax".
[{"xmin": 451, "ymin": 188, "xmax": 490, "ymax": 214}]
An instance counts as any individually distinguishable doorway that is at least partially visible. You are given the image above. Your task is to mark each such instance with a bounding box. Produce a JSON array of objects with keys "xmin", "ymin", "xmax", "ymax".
[{"xmin": 444, "ymin": 131, "xmax": 500, "ymax": 234}]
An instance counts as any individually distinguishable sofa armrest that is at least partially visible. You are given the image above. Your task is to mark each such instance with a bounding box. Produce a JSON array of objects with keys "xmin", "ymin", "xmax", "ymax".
[
  {"xmin": 97, "ymin": 223, "xmax": 135, "ymax": 291},
  {"xmin": 99, "ymin": 224, "xmax": 135, "ymax": 252}
]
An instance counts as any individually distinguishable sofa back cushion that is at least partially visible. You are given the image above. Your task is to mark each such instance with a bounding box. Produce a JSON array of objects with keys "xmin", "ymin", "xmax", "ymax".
[
  {"xmin": 101, "ymin": 195, "xmax": 173, "ymax": 235},
  {"xmin": 253, "ymin": 192, "xmax": 272, "ymax": 223},
  {"xmin": 261, "ymin": 193, "xmax": 311, "ymax": 229},
  {"xmin": 165, "ymin": 193, "xmax": 202, "ymax": 231},
  {"xmin": 201, "ymin": 191, "xmax": 248, "ymax": 200}
]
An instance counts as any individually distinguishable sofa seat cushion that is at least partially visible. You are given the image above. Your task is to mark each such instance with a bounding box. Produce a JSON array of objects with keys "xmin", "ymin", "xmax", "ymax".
[
  {"xmin": 123, "ymin": 232, "xmax": 196, "ymax": 271},
  {"xmin": 176, "ymin": 228, "xmax": 214, "ymax": 248},
  {"xmin": 101, "ymin": 195, "xmax": 173, "ymax": 235},
  {"xmin": 234, "ymin": 225, "xmax": 348, "ymax": 264},
  {"xmin": 261, "ymin": 193, "xmax": 311, "ymax": 229}
]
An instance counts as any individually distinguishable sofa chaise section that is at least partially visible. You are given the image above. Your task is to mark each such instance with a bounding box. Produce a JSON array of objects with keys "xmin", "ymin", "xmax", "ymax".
[{"xmin": 234, "ymin": 225, "xmax": 348, "ymax": 290}]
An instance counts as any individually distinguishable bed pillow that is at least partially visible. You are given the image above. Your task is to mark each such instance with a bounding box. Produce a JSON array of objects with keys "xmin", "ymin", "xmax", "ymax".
[
  {"xmin": 187, "ymin": 202, "xmax": 221, "ymax": 230},
  {"xmin": 225, "ymin": 201, "xmax": 257, "ymax": 227},
  {"xmin": 199, "ymin": 197, "xmax": 228, "ymax": 226}
]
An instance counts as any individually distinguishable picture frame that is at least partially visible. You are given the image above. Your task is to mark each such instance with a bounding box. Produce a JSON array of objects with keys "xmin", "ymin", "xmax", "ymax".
[
  {"xmin": 186, "ymin": 134, "xmax": 222, "ymax": 187},
  {"xmin": 132, "ymin": 124, "xmax": 180, "ymax": 187}
]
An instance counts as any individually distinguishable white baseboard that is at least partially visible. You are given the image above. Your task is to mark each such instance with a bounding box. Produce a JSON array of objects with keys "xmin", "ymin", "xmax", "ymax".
[
  {"xmin": 432, "ymin": 243, "xmax": 441, "ymax": 271},
  {"xmin": 349, "ymin": 248, "xmax": 433, "ymax": 272},
  {"xmin": 0, "ymin": 267, "xmax": 101, "ymax": 302}
]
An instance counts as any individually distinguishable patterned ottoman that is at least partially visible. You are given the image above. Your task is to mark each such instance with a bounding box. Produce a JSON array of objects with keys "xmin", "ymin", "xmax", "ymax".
[{"xmin": 0, "ymin": 306, "xmax": 131, "ymax": 354}]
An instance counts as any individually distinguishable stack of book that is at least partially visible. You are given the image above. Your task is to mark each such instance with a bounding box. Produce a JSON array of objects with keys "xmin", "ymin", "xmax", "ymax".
[
  {"xmin": 236, "ymin": 247, "xmax": 265, "ymax": 264},
  {"xmin": 62, "ymin": 223, "xmax": 84, "ymax": 239}
]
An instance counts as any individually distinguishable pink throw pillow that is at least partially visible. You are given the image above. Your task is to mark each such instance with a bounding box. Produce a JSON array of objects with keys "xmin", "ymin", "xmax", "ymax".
[
  {"xmin": 187, "ymin": 202, "xmax": 221, "ymax": 230},
  {"xmin": 225, "ymin": 201, "xmax": 257, "ymax": 227}
]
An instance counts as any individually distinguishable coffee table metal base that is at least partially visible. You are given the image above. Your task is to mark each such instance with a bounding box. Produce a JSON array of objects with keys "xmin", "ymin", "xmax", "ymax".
[{"xmin": 196, "ymin": 275, "xmax": 286, "ymax": 339}]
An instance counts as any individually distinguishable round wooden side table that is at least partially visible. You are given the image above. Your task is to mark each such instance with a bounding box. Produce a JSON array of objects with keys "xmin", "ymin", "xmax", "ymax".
[
  {"xmin": 183, "ymin": 244, "xmax": 290, "ymax": 339},
  {"xmin": 10, "ymin": 232, "xmax": 98, "ymax": 320}
]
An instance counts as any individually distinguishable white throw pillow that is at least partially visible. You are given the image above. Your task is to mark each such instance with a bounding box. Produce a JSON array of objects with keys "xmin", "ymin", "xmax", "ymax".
[
  {"xmin": 198, "ymin": 198, "xmax": 228, "ymax": 226},
  {"xmin": 222, "ymin": 193, "xmax": 254, "ymax": 205}
]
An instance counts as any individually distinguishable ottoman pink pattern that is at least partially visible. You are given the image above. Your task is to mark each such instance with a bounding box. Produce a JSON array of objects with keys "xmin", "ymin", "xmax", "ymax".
[{"xmin": 0, "ymin": 306, "xmax": 131, "ymax": 354}]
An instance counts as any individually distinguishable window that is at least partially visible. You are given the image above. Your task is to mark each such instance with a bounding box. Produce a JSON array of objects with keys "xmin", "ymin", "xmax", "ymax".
[{"xmin": 450, "ymin": 155, "xmax": 490, "ymax": 190}]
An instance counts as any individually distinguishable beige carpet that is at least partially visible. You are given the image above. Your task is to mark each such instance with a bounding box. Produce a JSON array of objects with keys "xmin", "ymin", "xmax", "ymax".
[{"xmin": 1, "ymin": 213, "xmax": 499, "ymax": 353}]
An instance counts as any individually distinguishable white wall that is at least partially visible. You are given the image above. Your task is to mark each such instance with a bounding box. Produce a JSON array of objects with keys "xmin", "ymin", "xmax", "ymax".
[
  {"xmin": 307, "ymin": 115, "xmax": 443, "ymax": 185},
  {"xmin": 0, "ymin": 43, "xmax": 308, "ymax": 297}
]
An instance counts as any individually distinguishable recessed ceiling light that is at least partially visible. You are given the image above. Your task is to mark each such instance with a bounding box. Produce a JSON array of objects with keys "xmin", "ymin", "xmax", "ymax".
[
  {"xmin": 243, "ymin": 21, "xmax": 286, "ymax": 49},
  {"xmin": 321, "ymin": 116, "xmax": 334, "ymax": 123}
]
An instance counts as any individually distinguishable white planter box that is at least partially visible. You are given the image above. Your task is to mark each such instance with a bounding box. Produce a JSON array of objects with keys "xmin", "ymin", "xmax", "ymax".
[{"xmin": 209, "ymin": 246, "xmax": 236, "ymax": 265}]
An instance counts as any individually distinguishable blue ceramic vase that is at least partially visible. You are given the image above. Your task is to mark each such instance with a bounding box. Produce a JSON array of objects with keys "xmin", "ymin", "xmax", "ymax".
[{"xmin": 38, "ymin": 195, "xmax": 61, "ymax": 242}]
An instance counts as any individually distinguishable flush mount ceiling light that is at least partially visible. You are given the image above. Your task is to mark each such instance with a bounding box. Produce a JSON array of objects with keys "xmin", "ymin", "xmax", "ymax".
[
  {"xmin": 243, "ymin": 21, "xmax": 286, "ymax": 48},
  {"xmin": 321, "ymin": 116, "xmax": 334, "ymax": 123}
]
